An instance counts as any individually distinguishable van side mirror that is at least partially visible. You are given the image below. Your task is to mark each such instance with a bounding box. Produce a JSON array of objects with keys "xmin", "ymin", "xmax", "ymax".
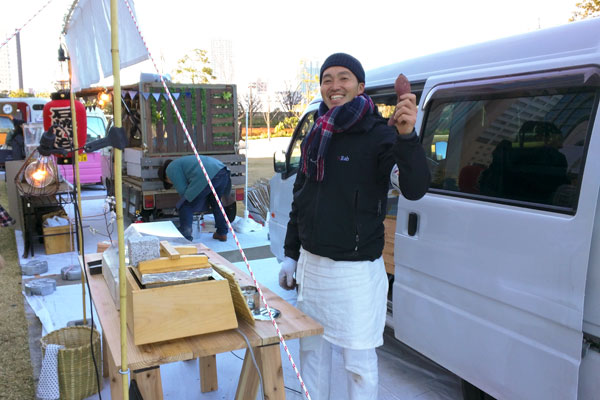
[{"xmin": 273, "ymin": 149, "xmax": 287, "ymax": 173}]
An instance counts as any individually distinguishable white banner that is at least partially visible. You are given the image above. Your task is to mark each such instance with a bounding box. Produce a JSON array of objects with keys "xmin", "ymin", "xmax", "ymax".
[{"xmin": 64, "ymin": 0, "xmax": 148, "ymax": 91}]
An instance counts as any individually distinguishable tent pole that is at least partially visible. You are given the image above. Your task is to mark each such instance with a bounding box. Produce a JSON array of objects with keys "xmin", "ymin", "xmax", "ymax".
[
  {"xmin": 110, "ymin": 0, "xmax": 128, "ymax": 398},
  {"xmin": 68, "ymin": 58, "xmax": 86, "ymax": 325}
]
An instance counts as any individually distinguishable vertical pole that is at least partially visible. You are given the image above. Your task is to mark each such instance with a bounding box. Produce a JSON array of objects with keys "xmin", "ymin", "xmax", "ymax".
[
  {"xmin": 68, "ymin": 58, "xmax": 86, "ymax": 325},
  {"xmin": 16, "ymin": 31, "xmax": 23, "ymax": 91},
  {"xmin": 110, "ymin": 0, "xmax": 128, "ymax": 398},
  {"xmin": 244, "ymin": 109, "xmax": 249, "ymax": 219}
]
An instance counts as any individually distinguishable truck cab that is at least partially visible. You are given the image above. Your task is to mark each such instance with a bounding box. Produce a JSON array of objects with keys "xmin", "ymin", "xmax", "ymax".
[{"xmin": 269, "ymin": 18, "xmax": 600, "ymax": 400}]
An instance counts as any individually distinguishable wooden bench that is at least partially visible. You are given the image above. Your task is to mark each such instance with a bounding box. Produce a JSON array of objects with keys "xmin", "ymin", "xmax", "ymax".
[{"xmin": 82, "ymin": 244, "xmax": 322, "ymax": 399}]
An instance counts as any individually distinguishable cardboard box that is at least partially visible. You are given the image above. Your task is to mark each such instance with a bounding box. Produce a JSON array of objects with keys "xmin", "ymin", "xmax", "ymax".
[
  {"xmin": 43, "ymin": 224, "xmax": 75, "ymax": 255},
  {"xmin": 125, "ymin": 268, "xmax": 238, "ymax": 345}
]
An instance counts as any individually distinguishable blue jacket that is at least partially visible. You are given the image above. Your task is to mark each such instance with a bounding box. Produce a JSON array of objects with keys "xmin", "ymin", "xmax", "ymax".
[{"xmin": 166, "ymin": 155, "xmax": 226, "ymax": 202}]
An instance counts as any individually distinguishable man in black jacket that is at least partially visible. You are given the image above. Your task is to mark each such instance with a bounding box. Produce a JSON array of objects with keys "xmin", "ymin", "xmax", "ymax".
[{"xmin": 278, "ymin": 53, "xmax": 430, "ymax": 400}]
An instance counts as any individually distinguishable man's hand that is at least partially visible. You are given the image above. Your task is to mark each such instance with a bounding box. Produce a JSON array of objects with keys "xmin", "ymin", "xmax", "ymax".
[
  {"xmin": 278, "ymin": 257, "xmax": 297, "ymax": 290},
  {"xmin": 392, "ymin": 93, "xmax": 417, "ymax": 135}
]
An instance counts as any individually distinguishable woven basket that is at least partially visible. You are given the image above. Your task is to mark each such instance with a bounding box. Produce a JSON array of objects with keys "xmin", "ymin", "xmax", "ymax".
[{"xmin": 40, "ymin": 326, "xmax": 103, "ymax": 400}]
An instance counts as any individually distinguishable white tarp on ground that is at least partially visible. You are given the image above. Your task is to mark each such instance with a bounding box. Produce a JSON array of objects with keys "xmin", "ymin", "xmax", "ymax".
[{"xmin": 64, "ymin": 0, "xmax": 148, "ymax": 91}]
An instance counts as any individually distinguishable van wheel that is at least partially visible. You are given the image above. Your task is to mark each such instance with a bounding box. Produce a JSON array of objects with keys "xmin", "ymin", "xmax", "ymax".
[
  {"xmin": 225, "ymin": 202, "xmax": 237, "ymax": 222},
  {"xmin": 461, "ymin": 380, "xmax": 496, "ymax": 400}
]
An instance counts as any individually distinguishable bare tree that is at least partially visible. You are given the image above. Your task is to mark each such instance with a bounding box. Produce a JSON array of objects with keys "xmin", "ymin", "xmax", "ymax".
[
  {"xmin": 238, "ymin": 91, "xmax": 262, "ymax": 136},
  {"xmin": 277, "ymin": 81, "xmax": 303, "ymax": 116}
]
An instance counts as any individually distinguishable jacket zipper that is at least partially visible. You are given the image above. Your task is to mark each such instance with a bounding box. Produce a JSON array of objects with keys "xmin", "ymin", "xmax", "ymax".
[{"xmin": 354, "ymin": 190, "xmax": 359, "ymax": 251}]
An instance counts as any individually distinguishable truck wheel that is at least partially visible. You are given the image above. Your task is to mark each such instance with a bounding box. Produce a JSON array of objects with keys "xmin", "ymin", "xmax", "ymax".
[
  {"xmin": 225, "ymin": 202, "xmax": 237, "ymax": 222},
  {"xmin": 461, "ymin": 380, "xmax": 496, "ymax": 400}
]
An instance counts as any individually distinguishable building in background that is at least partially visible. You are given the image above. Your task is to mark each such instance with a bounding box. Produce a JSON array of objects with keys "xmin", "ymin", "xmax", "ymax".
[
  {"xmin": 210, "ymin": 38, "xmax": 234, "ymax": 84},
  {"xmin": 297, "ymin": 58, "xmax": 320, "ymax": 105},
  {"xmin": 0, "ymin": 30, "xmax": 13, "ymax": 92}
]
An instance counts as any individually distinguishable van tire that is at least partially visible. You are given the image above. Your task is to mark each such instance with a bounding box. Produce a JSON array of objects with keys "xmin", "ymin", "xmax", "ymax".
[{"xmin": 461, "ymin": 380, "xmax": 496, "ymax": 400}]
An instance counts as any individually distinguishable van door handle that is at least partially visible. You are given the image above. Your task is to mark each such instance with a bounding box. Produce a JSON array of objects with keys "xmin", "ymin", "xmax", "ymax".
[{"xmin": 408, "ymin": 212, "xmax": 418, "ymax": 236}]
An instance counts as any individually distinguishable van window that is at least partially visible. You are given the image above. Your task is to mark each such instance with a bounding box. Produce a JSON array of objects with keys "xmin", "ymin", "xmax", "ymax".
[
  {"xmin": 288, "ymin": 111, "xmax": 315, "ymax": 173},
  {"xmin": 421, "ymin": 70, "xmax": 599, "ymax": 213}
]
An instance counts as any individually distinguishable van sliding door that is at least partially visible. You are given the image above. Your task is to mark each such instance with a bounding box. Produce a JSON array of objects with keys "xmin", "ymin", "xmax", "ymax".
[{"xmin": 392, "ymin": 67, "xmax": 600, "ymax": 400}]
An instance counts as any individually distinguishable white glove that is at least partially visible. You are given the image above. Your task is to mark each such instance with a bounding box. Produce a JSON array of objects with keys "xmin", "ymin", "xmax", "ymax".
[{"xmin": 278, "ymin": 257, "xmax": 297, "ymax": 290}]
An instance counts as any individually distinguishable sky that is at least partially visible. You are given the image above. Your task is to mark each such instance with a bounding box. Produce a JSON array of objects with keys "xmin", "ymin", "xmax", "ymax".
[{"xmin": 1, "ymin": 0, "xmax": 581, "ymax": 99}]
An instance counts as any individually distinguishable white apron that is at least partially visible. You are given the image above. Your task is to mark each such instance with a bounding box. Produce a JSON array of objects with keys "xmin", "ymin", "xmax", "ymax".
[{"xmin": 296, "ymin": 248, "xmax": 388, "ymax": 350}]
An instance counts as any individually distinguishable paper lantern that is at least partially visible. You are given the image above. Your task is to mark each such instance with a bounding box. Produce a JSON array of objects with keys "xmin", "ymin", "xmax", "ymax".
[{"xmin": 43, "ymin": 98, "xmax": 87, "ymax": 155}]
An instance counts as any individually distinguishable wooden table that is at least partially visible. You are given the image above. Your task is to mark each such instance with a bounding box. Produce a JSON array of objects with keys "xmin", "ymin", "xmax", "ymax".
[{"xmin": 82, "ymin": 244, "xmax": 322, "ymax": 400}]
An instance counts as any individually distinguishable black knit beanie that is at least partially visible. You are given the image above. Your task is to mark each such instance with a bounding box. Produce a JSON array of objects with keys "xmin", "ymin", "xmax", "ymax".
[{"xmin": 320, "ymin": 53, "xmax": 365, "ymax": 84}]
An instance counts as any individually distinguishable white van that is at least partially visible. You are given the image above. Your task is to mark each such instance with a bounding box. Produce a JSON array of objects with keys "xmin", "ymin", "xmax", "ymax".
[
  {"xmin": 269, "ymin": 18, "xmax": 600, "ymax": 400},
  {"xmin": 0, "ymin": 97, "xmax": 49, "ymax": 123}
]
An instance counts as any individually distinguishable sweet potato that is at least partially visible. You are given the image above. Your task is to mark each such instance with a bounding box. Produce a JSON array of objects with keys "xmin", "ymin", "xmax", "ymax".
[{"xmin": 388, "ymin": 73, "xmax": 412, "ymax": 126}]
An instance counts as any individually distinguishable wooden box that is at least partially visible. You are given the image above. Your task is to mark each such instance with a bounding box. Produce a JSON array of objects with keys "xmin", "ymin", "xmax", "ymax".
[
  {"xmin": 125, "ymin": 268, "xmax": 238, "ymax": 345},
  {"xmin": 43, "ymin": 225, "xmax": 75, "ymax": 255}
]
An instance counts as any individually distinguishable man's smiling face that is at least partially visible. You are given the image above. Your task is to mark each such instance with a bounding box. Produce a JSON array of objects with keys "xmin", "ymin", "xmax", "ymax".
[{"xmin": 320, "ymin": 66, "xmax": 365, "ymax": 109}]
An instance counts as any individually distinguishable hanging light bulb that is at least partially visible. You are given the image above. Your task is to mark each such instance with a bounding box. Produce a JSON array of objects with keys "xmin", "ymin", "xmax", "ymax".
[{"xmin": 24, "ymin": 156, "xmax": 56, "ymax": 188}]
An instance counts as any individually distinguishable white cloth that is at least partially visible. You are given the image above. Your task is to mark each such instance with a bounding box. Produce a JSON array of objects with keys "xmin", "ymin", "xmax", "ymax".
[
  {"xmin": 300, "ymin": 335, "xmax": 379, "ymax": 400},
  {"xmin": 64, "ymin": 0, "xmax": 148, "ymax": 91},
  {"xmin": 296, "ymin": 248, "xmax": 388, "ymax": 349},
  {"xmin": 36, "ymin": 344, "xmax": 64, "ymax": 400}
]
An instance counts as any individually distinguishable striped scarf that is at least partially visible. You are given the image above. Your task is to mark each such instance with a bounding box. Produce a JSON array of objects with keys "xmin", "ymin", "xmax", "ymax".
[{"xmin": 301, "ymin": 94, "xmax": 374, "ymax": 181}]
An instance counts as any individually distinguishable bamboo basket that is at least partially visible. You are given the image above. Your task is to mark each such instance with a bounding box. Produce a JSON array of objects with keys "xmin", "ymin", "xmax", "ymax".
[{"xmin": 40, "ymin": 326, "xmax": 102, "ymax": 400}]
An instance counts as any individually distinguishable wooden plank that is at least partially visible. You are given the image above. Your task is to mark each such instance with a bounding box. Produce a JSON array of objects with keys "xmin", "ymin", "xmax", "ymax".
[
  {"xmin": 195, "ymin": 88, "xmax": 205, "ymax": 151},
  {"xmin": 211, "ymin": 261, "xmax": 255, "ymax": 326},
  {"xmin": 256, "ymin": 344, "xmax": 285, "ymax": 400},
  {"xmin": 137, "ymin": 254, "xmax": 210, "ymax": 274},
  {"xmin": 165, "ymin": 101, "xmax": 176, "ymax": 153},
  {"xmin": 199, "ymin": 355, "xmax": 218, "ymax": 393},
  {"xmin": 160, "ymin": 240, "xmax": 180, "ymax": 259},
  {"xmin": 175, "ymin": 95, "xmax": 185, "ymax": 153},
  {"xmin": 132, "ymin": 366, "xmax": 163, "ymax": 400},
  {"xmin": 383, "ymin": 217, "xmax": 396, "ymax": 275},
  {"xmin": 205, "ymin": 89, "xmax": 214, "ymax": 151},
  {"xmin": 156, "ymin": 100, "xmax": 165, "ymax": 154},
  {"xmin": 211, "ymin": 125, "xmax": 235, "ymax": 134},
  {"xmin": 144, "ymin": 91, "xmax": 154, "ymax": 154},
  {"xmin": 185, "ymin": 94, "xmax": 193, "ymax": 152},
  {"xmin": 235, "ymin": 350, "xmax": 260, "ymax": 400}
]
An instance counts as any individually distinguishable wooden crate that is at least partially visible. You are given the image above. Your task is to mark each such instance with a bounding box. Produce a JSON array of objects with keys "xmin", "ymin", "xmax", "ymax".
[
  {"xmin": 43, "ymin": 224, "xmax": 74, "ymax": 255},
  {"xmin": 125, "ymin": 267, "xmax": 238, "ymax": 345}
]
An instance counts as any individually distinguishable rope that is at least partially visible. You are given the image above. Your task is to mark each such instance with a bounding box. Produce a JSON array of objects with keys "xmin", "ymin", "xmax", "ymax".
[
  {"xmin": 120, "ymin": 1, "xmax": 311, "ymax": 398},
  {"xmin": 0, "ymin": 0, "xmax": 56, "ymax": 50}
]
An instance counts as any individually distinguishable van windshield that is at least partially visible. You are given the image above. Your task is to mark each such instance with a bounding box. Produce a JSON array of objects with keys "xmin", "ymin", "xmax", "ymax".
[{"xmin": 87, "ymin": 116, "xmax": 106, "ymax": 142}]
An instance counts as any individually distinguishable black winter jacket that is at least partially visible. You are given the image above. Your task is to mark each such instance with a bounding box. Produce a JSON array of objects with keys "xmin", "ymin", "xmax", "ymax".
[{"xmin": 284, "ymin": 111, "xmax": 431, "ymax": 262}]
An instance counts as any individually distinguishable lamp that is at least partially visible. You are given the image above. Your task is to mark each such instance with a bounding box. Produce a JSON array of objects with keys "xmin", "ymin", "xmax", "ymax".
[
  {"xmin": 97, "ymin": 90, "xmax": 111, "ymax": 108},
  {"xmin": 15, "ymin": 125, "xmax": 127, "ymax": 197},
  {"xmin": 15, "ymin": 126, "xmax": 67, "ymax": 196}
]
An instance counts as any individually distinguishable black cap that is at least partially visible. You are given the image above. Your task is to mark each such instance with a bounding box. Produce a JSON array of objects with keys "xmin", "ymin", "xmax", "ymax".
[{"xmin": 320, "ymin": 53, "xmax": 365, "ymax": 84}]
